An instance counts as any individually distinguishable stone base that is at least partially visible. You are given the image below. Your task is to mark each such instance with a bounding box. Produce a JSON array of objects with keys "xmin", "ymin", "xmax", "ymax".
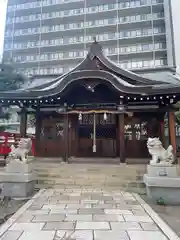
[
  {"xmin": 5, "ymin": 160, "xmax": 34, "ymax": 173},
  {"xmin": 147, "ymin": 164, "xmax": 177, "ymax": 177},
  {"xmin": 144, "ymin": 174, "xmax": 180, "ymax": 205},
  {"xmin": 1, "ymin": 180, "xmax": 36, "ymax": 198},
  {"xmin": 0, "ymin": 161, "xmax": 36, "ymax": 198}
]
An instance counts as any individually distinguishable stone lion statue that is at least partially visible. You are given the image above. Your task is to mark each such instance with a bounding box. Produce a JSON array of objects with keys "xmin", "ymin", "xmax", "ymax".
[
  {"xmin": 8, "ymin": 138, "xmax": 32, "ymax": 163},
  {"xmin": 147, "ymin": 137, "xmax": 175, "ymax": 165}
]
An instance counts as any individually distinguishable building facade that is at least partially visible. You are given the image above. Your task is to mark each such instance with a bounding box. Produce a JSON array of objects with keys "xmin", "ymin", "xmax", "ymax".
[
  {"xmin": 3, "ymin": 0, "xmax": 176, "ymax": 77},
  {"xmin": 0, "ymin": 40, "xmax": 179, "ymax": 163}
]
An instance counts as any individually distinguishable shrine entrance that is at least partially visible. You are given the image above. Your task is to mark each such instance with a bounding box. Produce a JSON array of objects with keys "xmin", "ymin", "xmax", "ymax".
[
  {"xmin": 77, "ymin": 113, "xmax": 117, "ymax": 158},
  {"xmin": 38, "ymin": 116, "xmax": 65, "ymax": 158}
]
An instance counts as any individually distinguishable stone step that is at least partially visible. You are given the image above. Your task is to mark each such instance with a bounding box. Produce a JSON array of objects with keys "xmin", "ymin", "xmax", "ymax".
[
  {"xmin": 34, "ymin": 162, "xmax": 146, "ymax": 191},
  {"xmin": 36, "ymin": 175, "xmax": 143, "ymax": 183},
  {"xmin": 35, "ymin": 169, "xmax": 146, "ymax": 176},
  {"xmin": 35, "ymin": 182, "xmax": 146, "ymax": 194}
]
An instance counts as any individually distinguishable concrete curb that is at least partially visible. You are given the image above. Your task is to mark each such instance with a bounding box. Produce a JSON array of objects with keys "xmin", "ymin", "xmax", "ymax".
[
  {"xmin": 133, "ymin": 193, "xmax": 180, "ymax": 240},
  {"xmin": 0, "ymin": 189, "xmax": 45, "ymax": 238}
]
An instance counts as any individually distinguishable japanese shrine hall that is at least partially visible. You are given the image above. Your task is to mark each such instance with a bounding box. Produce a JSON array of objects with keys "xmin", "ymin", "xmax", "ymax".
[{"xmin": 0, "ymin": 40, "xmax": 180, "ymax": 163}]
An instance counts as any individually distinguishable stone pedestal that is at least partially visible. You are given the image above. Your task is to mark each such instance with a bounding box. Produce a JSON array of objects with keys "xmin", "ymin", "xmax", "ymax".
[
  {"xmin": 144, "ymin": 164, "xmax": 180, "ymax": 205},
  {"xmin": 0, "ymin": 160, "xmax": 36, "ymax": 198}
]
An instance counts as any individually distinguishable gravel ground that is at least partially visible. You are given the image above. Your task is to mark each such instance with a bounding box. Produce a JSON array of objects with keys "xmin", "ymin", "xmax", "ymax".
[
  {"xmin": 142, "ymin": 195, "xmax": 180, "ymax": 237},
  {"xmin": 0, "ymin": 187, "xmax": 39, "ymax": 226},
  {"xmin": 0, "ymin": 197, "xmax": 27, "ymax": 225}
]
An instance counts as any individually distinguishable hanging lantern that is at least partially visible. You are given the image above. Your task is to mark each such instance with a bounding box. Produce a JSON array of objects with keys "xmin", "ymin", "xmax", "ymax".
[
  {"xmin": 103, "ymin": 112, "xmax": 107, "ymax": 121},
  {"xmin": 78, "ymin": 112, "xmax": 82, "ymax": 121}
]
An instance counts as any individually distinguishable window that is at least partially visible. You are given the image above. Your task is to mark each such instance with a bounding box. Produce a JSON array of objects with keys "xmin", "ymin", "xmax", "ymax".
[
  {"xmin": 27, "ymin": 55, "xmax": 34, "ymax": 61},
  {"xmin": 78, "ymin": 51, "xmax": 84, "ymax": 57},
  {"xmin": 108, "ymin": 4, "xmax": 115, "ymax": 10},
  {"xmin": 143, "ymin": 60, "xmax": 149, "ymax": 67},
  {"xmin": 154, "ymin": 43, "xmax": 162, "ymax": 49},
  {"xmin": 4, "ymin": 43, "xmax": 11, "ymax": 49},
  {"xmin": 132, "ymin": 61, "xmax": 137, "ymax": 69},
  {"xmin": 64, "ymin": 10, "xmax": 70, "ymax": 16},
  {"xmin": 136, "ymin": 60, "xmax": 143, "ymax": 68},
  {"xmin": 73, "ymin": 8, "xmax": 83, "ymax": 14},
  {"xmin": 40, "ymin": 54, "xmax": 48, "ymax": 61},
  {"xmin": 51, "ymin": 53, "xmax": 59, "ymax": 60},
  {"xmin": 68, "ymin": 52, "xmax": 74, "ymax": 58},
  {"xmin": 131, "ymin": 46, "xmax": 137, "ymax": 52},
  {"xmin": 108, "ymin": 18, "xmax": 115, "ymax": 25},
  {"xmin": 119, "ymin": 47, "xmax": 125, "ymax": 53},
  {"xmin": 98, "ymin": 20, "xmax": 104, "ymax": 25},
  {"xmin": 136, "ymin": 29, "xmax": 141, "ymax": 36},
  {"xmin": 142, "ymin": 44, "xmax": 150, "ymax": 51}
]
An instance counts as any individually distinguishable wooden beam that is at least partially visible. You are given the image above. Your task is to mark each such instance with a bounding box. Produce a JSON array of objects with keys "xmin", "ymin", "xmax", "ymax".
[
  {"xmin": 20, "ymin": 108, "xmax": 27, "ymax": 137},
  {"xmin": 160, "ymin": 118, "xmax": 165, "ymax": 146},
  {"xmin": 35, "ymin": 107, "xmax": 41, "ymax": 157},
  {"xmin": 119, "ymin": 113, "xmax": 125, "ymax": 163},
  {"xmin": 168, "ymin": 111, "xmax": 176, "ymax": 154},
  {"xmin": 63, "ymin": 113, "xmax": 69, "ymax": 162}
]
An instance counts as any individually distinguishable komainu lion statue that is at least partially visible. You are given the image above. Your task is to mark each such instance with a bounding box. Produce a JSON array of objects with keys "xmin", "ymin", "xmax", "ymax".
[
  {"xmin": 147, "ymin": 137, "xmax": 175, "ymax": 165},
  {"xmin": 8, "ymin": 138, "xmax": 32, "ymax": 163}
]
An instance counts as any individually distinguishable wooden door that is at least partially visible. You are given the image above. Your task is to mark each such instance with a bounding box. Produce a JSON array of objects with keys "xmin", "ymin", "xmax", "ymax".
[
  {"xmin": 77, "ymin": 113, "xmax": 116, "ymax": 157},
  {"xmin": 39, "ymin": 117, "xmax": 65, "ymax": 157},
  {"xmin": 125, "ymin": 117, "xmax": 149, "ymax": 158}
]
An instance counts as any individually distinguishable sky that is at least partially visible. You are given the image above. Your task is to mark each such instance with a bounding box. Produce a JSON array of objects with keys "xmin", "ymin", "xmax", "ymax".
[{"xmin": 0, "ymin": 0, "xmax": 179, "ymax": 70}]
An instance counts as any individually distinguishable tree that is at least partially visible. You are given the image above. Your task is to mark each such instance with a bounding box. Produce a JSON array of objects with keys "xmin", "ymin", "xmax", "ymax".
[
  {"xmin": 174, "ymin": 102, "xmax": 180, "ymax": 125},
  {"xmin": 0, "ymin": 63, "xmax": 28, "ymax": 91},
  {"xmin": 0, "ymin": 61, "xmax": 29, "ymax": 131},
  {"xmin": 27, "ymin": 114, "xmax": 36, "ymax": 128}
]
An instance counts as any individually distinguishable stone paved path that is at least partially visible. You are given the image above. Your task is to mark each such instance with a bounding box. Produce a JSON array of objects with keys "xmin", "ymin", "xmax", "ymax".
[{"xmin": 0, "ymin": 188, "xmax": 179, "ymax": 240}]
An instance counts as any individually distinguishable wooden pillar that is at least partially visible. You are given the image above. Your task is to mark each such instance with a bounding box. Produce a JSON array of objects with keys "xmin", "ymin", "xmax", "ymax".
[
  {"xmin": 20, "ymin": 108, "xmax": 27, "ymax": 137},
  {"xmin": 119, "ymin": 113, "xmax": 125, "ymax": 163},
  {"xmin": 168, "ymin": 111, "xmax": 176, "ymax": 154},
  {"xmin": 160, "ymin": 119, "xmax": 165, "ymax": 146},
  {"xmin": 35, "ymin": 107, "xmax": 41, "ymax": 156},
  {"xmin": 63, "ymin": 113, "xmax": 69, "ymax": 162}
]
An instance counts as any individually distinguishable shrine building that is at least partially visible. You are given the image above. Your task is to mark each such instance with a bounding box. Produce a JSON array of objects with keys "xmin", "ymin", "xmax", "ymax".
[{"xmin": 0, "ymin": 40, "xmax": 179, "ymax": 164}]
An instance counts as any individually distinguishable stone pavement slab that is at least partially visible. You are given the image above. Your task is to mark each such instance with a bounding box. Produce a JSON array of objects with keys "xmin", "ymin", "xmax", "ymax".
[
  {"xmin": 140, "ymin": 222, "xmax": 159, "ymax": 231},
  {"xmin": 43, "ymin": 222, "xmax": 75, "ymax": 230},
  {"xmin": 32, "ymin": 214, "xmax": 65, "ymax": 222},
  {"xmin": 9, "ymin": 223, "xmax": 44, "ymax": 231},
  {"xmin": 0, "ymin": 188, "xmax": 179, "ymax": 240},
  {"xmin": 127, "ymin": 230, "xmax": 168, "ymax": 240},
  {"xmin": 93, "ymin": 214, "xmax": 124, "ymax": 222},
  {"xmin": 55, "ymin": 230, "xmax": 93, "ymax": 240},
  {"xmin": 65, "ymin": 214, "xmax": 92, "ymax": 221},
  {"xmin": 110, "ymin": 222, "xmax": 142, "ymax": 230},
  {"xmin": 124, "ymin": 215, "xmax": 153, "ymax": 222},
  {"xmin": 94, "ymin": 230, "xmax": 129, "ymax": 240},
  {"xmin": 18, "ymin": 231, "xmax": 55, "ymax": 240},
  {"xmin": 76, "ymin": 221, "xmax": 110, "ymax": 230},
  {"xmin": 0, "ymin": 230, "xmax": 23, "ymax": 240}
]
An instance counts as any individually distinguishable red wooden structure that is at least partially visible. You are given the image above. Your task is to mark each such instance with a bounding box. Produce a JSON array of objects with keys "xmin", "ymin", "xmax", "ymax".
[{"xmin": 0, "ymin": 132, "xmax": 35, "ymax": 157}]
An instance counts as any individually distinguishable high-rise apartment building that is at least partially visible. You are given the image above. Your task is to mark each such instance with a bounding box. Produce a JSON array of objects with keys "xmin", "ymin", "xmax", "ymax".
[{"xmin": 3, "ymin": 0, "xmax": 176, "ymax": 77}]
